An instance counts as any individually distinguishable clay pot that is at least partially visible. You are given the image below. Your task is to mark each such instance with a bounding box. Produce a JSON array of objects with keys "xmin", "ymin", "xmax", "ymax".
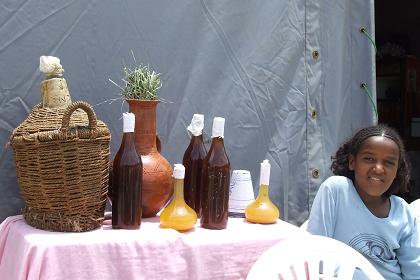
[{"xmin": 127, "ymin": 99, "xmax": 173, "ymax": 217}]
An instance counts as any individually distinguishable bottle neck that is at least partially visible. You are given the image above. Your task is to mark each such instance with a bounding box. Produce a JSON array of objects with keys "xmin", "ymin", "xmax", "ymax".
[
  {"xmin": 257, "ymin": 184, "xmax": 270, "ymax": 199},
  {"xmin": 173, "ymin": 178, "xmax": 185, "ymax": 201},
  {"xmin": 211, "ymin": 136, "xmax": 224, "ymax": 146},
  {"xmin": 191, "ymin": 134, "xmax": 204, "ymax": 144},
  {"xmin": 209, "ymin": 137, "xmax": 227, "ymax": 154},
  {"xmin": 121, "ymin": 131, "xmax": 135, "ymax": 145}
]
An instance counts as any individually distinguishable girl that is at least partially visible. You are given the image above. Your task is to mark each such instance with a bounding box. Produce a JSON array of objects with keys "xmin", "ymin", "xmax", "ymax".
[{"xmin": 307, "ymin": 124, "xmax": 420, "ymax": 280}]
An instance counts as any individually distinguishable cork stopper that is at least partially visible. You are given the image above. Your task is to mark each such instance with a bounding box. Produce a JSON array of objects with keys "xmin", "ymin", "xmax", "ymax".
[{"xmin": 39, "ymin": 56, "xmax": 71, "ymax": 108}]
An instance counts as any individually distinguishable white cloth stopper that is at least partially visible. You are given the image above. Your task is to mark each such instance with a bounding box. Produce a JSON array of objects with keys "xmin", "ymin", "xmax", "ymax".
[
  {"xmin": 173, "ymin": 164, "xmax": 185, "ymax": 179},
  {"xmin": 260, "ymin": 159, "xmax": 271, "ymax": 185},
  {"xmin": 212, "ymin": 117, "xmax": 225, "ymax": 138},
  {"xmin": 123, "ymin": 112, "xmax": 135, "ymax": 133}
]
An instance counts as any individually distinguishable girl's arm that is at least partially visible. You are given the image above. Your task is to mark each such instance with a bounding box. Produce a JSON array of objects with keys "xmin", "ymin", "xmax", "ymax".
[
  {"xmin": 306, "ymin": 178, "xmax": 338, "ymax": 237},
  {"xmin": 397, "ymin": 215, "xmax": 420, "ymax": 279}
]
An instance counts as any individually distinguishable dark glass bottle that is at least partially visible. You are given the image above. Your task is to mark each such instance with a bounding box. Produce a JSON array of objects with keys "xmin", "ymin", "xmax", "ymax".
[
  {"xmin": 112, "ymin": 113, "xmax": 143, "ymax": 229},
  {"xmin": 183, "ymin": 114, "xmax": 207, "ymax": 217},
  {"xmin": 201, "ymin": 117, "xmax": 230, "ymax": 229}
]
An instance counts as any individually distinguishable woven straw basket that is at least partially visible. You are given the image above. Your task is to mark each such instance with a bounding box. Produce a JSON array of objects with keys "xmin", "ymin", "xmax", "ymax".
[{"xmin": 10, "ymin": 101, "xmax": 111, "ymax": 232}]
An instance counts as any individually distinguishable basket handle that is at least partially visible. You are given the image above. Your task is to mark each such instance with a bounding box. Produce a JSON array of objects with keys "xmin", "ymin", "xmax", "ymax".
[{"xmin": 61, "ymin": 101, "xmax": 98, "ymax": 130}]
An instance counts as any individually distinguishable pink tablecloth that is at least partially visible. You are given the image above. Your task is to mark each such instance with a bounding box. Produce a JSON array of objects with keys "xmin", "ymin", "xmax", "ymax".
[{"xmin": 0, "ymin": 215, "xmax": 305, "ymax": 280}]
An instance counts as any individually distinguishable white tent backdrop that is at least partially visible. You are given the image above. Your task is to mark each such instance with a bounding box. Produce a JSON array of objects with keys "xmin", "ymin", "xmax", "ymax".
[{"xmin": 0, "ymin": 0, "xmax": 376, "ymax": 225}]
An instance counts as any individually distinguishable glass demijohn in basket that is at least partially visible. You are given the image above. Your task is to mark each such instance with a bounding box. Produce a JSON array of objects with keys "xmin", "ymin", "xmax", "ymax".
[
  {"xmin": 183, "ymin": 114, "xmax": 207, "ymax": 217},
  {"xmin": 10, "ymin": 56, "xmax": 111, "ymax": 232},
  {"xmin": 112, "ymin": 113, "xmax": 143, "ymax": 229},
  {"xmin": 160, "ymin": 164, "xmax": 197, "ymax": 231},
  {"xmin": 245, "ymin": 159, "xmax": 280, "ymax": 224},
  {"xmin": 201, "ymin": 117, "xmax": 230, "ymax": 229}
]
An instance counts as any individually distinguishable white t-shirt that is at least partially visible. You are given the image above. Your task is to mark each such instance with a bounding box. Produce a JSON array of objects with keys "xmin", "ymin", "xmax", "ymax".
[{"xmin": 307, "ymin": 176, "xmax": 420, "ymax": 280}]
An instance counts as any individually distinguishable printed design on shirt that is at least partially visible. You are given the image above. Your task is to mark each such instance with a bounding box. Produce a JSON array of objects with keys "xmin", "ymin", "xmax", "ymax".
[{"xmin": 349, "ymin": 234, "xmax": 394, "ymax": 264}]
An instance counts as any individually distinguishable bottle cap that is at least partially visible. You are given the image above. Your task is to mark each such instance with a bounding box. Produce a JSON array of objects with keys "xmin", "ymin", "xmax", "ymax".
[
  {"xmin": 260, "ymin": 159, "xmax": 270, "ymax": 185},
  {"xmin": 212, "ymin": 117, "xmax": 225, "ymax": 138},
  {"xmin": 123, "ymin": 112, "xmax": 135, "ymax": 132},
  {"xmin": 173, "ymin": 164, "xmax": 185, "ymax": 179},
  {"xmin": 187, "ymin": 114, "xmax": 204, "ymax": 136}
]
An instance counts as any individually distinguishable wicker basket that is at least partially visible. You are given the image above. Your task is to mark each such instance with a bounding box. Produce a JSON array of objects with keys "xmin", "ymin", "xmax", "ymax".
[{"xmin": 10, "ymin": 101, "xmax": 111, "ymax": 232}]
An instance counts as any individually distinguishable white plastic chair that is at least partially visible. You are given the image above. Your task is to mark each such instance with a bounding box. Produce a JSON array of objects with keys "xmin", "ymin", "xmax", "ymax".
[
  {"xmin": 409, "ymin": 199, "xmax": 420, "ymax": 220},
  {"xmin": 300, "ymin": 220, "xmax": 308, "ymax": 230},
  {"xmin": 247, "ymin": 235, "xmax": 384, "ymax": 280}
]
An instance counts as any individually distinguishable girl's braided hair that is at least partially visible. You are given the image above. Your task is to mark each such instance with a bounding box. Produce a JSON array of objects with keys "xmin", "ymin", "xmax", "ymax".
[{"xmin": 331, "ymin": 124, "xmax": 410, "ymax": 196}]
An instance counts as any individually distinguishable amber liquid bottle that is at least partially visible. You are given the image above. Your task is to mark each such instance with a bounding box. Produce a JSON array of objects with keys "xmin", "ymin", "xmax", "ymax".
[
  {"xmin": 245, "ymin": 159, "xmax": 280, "ymax": 224},
  {"xmin": 183, "ymin": 114, "xmax": 207, "ymax": 217},
  {"xmin": 112, "ymin": 113, "xmax": 143, "ymax": 229},
  {"xmin": 160, "ymin": 164, "xmax": 197, "ymax": 231},
  {"xmin": 201, "ymin": 117, "xmax": 230, "ymax": 229}
]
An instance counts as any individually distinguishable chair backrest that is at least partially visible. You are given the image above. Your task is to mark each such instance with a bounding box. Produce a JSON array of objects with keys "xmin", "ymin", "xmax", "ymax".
[
  {"xmin": 247, "ymin": 235, "xmax": 385, "ymax": 280},
  {"xmin": 409, "ymin": 199, "xmax": 420, "ymax": 220}
]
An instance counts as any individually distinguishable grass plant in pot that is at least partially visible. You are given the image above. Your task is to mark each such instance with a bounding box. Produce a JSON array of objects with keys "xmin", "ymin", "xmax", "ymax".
[{"xmin": 113, "ymin": 64, "xmax": 173, "ymax": 217}]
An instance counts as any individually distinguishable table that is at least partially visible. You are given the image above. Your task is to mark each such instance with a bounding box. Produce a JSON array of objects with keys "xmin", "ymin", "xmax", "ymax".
[{"xmin": 0, "ymin": 215, "xmax": 306, "ymax": 280}]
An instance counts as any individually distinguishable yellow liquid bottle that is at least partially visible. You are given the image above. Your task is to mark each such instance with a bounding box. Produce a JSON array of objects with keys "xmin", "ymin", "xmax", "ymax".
[
  {"xmin": 245, "ymin": 160, "xmax": 280, "ymax": 224},
  {"xmin": 160, "ymin": 164, "xmax": 197, "ymax": 231}
]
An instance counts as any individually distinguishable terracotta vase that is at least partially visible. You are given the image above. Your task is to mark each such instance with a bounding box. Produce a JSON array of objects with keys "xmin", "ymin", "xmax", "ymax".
[{"xmin": 127, "ymin": 99, "xmax": 173, "ymax": 217}]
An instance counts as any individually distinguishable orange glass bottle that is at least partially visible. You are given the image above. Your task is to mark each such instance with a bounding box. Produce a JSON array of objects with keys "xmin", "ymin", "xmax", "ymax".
[
  {"xmin": 112, "ymin": 113, "xmax": 143, "ymax": 229},
  {"xmin": 201, "ymin": 117, "xmax": 230, "ymax": 229},
  {"xmin": 160, "ymin": 164, "xmax": 197, "ymax": 231},
  {"xmin": 183, "ymin": 114, "xmax": 207, "ymax": 217}
]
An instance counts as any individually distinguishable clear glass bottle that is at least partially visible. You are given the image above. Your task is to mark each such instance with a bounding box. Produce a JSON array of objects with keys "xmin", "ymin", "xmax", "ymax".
[
  {"xmin": 183, "ymin": 114, "xmax": 207, "ymax": 217},
  {"xmin": 160, "ymin": 164, "xmax": 197, "ymax": 231},
  {"xmin": 245, "ymin": 159, "xmax": 280, "ymax": 224},
  {"xmin": 112, "ymin": 113, "xmax": 143, "ymax": 229},
  {"xmin": 201, "ymin": 117, "xmax": 230, "ymax": 229}
]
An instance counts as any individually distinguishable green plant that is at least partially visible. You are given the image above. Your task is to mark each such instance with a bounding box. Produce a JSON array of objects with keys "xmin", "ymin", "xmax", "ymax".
[{"xmin": 110, "ymin": 64, "xmax": 162, "ymax": 100}]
